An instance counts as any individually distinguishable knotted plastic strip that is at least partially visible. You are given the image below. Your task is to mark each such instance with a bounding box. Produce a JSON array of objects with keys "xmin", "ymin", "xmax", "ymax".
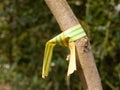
[{"xmin": 42, "ymin": 24, "xmax": 86, "ymax": 78}]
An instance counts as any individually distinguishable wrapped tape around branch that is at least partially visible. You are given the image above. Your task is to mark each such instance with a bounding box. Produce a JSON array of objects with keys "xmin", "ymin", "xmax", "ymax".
[{"xmin": 42, "ymin": 24, "xmax": 86, "ymax": 78}]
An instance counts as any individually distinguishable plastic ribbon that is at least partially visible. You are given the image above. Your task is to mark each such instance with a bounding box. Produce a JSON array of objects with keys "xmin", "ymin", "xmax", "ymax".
[{"xmin": 42, "ymin": 24, "xmax": 86, "ymax": 78}]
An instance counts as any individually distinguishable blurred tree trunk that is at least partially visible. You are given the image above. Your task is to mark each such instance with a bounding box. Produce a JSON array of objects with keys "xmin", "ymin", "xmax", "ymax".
[{"xmin": 44, "ymin": 0, "xmax": 103, "ymax": 90}]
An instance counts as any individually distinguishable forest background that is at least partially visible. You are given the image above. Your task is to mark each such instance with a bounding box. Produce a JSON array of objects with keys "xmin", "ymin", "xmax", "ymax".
[{"xmin": 0, "ymin": 0, "xmax": 120, "ymax": 90}]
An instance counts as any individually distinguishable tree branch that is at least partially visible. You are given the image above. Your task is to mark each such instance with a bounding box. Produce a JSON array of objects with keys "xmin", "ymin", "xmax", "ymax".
[{"xmin": 44, "ymin": 0, "xmax": 103, "ymax": 90}]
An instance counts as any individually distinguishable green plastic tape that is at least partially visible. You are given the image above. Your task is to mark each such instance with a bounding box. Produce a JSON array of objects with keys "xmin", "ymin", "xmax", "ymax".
[{"xmin": 42, "ymin": 24, "xmax": 86, "ymax": 78}]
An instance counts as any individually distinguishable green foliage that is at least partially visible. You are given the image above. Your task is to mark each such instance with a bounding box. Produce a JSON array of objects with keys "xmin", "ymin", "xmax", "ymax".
[{"xmin": 0, "ymin": 0, "xmax": 120, "ymax": 90}]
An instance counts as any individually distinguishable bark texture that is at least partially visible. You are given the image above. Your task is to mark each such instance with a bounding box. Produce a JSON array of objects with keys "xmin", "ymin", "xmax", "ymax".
[{"xmin": 45, "ymin": 0, "xmax": 103, "ymax": 90}]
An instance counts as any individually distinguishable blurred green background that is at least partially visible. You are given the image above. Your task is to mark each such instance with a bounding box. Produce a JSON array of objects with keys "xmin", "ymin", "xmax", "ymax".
[{"xmin": 0, "ymin": 0, "xmax": 120, "ymax": 90}]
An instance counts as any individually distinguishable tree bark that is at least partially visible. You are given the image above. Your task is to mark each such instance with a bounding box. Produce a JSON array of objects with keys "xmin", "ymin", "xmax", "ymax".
[{"xmin": 44, "ymin": 0, "xmax": 103, "ymax": 90}]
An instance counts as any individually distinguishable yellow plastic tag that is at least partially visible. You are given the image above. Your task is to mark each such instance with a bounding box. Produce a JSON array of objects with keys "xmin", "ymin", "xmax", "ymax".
[{"xmin": 42, "ymin": 24, "xmax": 86, "ymax": 78}]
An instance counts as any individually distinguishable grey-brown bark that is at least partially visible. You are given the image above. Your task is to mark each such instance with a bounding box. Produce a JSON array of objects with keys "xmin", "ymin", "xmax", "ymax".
[{"xmin": 44, "ymin": 0, "xmax": 103, "ymax": 90}]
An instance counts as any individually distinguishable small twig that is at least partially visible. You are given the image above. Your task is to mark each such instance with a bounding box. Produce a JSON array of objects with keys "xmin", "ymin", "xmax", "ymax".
[{"xmin": 66, "ymin": 76, "xmax": 71, "ymax": 90}]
